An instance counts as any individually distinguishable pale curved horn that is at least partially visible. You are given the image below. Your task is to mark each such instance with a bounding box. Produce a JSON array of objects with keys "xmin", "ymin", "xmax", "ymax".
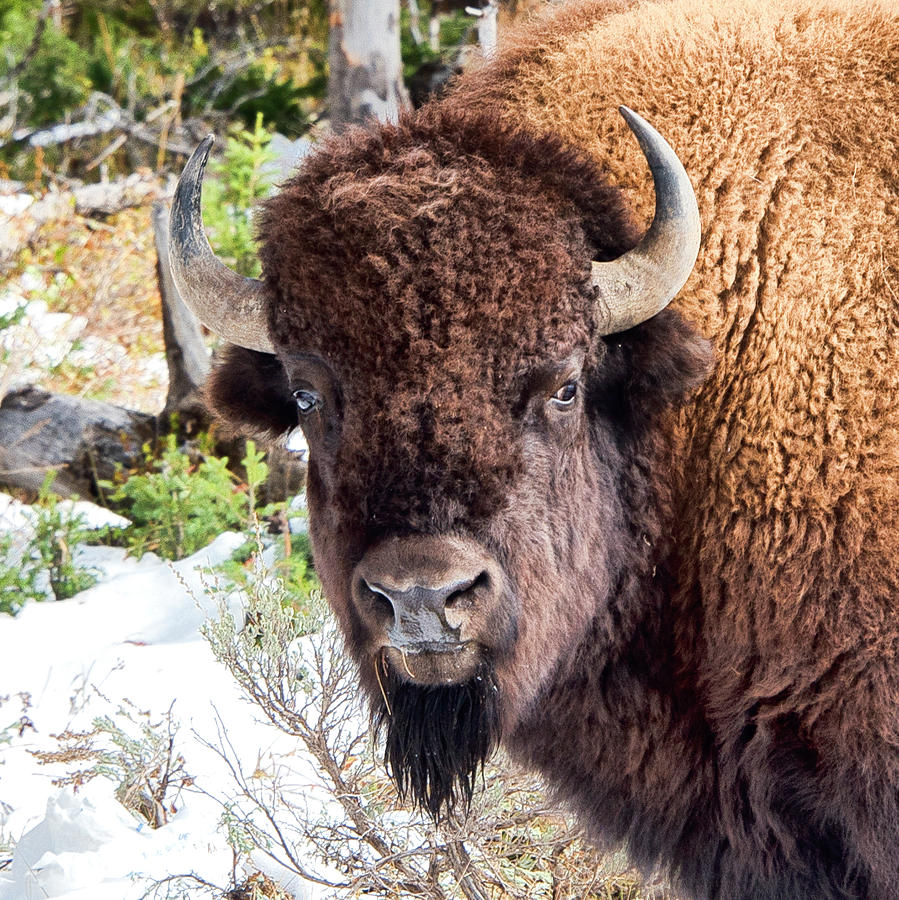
[
  {"xmin": 169, "ymin": 135, "xmax": 274, "ymax": 353},
  {"xmin": 592, "ymin": 107, "xmax": 701, "ymax": 335}
]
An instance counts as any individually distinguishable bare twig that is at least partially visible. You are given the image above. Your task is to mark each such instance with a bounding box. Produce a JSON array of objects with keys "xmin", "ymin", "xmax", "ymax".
[
  {"xmin": 200, "ymin": 555, "xmax": 679, "ymax": 899},
  {"xmin": 84, "ymin": 133, "xmax": 128, "ymax": 172},
  {"xmin": 139, "ymin": 872, "xmax": 222, "ymax": 900},
  {"xmin": 446, "ymin": 840, "xmax": 491, "ymax": 900},
  {"xmin": 1, "ymin": 93, "xmax": 194, "ymax": 157},
  {"xmin": 187, "ymin": 36, "xmax": 307, "ymax": 113},
  {"xmin": 6, "ymin": 0, "xmax": 57, "ymax": 80}
]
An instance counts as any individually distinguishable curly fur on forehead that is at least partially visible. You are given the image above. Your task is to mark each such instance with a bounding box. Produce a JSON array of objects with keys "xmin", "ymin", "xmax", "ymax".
[{"xmin": 257, "ymin": 104, "xmax": 640, "ymax": 380}]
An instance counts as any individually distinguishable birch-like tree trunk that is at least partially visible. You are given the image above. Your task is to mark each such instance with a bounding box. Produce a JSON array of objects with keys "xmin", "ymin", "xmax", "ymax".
[
  {"xmin": 151, "ymin": 201, "xmax": 210, "ymax": 417},
  {"xmin": 328, "ymin": 0, "xmax": 409, "ymax": 130}
]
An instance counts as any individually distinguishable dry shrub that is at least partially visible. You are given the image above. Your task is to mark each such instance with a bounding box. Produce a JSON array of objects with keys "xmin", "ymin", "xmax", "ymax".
[
  {"xmin": 203, "ymin": 554, "xmax": 680, "ymax": 899},
  {"xmin": 32, "ymin": 699, "xmax": 191, "ymax": 829},
  {"xmin": 226, "ymin": 871, "xmax": 293, "ymax": 899}
]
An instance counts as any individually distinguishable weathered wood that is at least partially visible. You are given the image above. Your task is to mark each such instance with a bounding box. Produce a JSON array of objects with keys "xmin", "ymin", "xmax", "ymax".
[
  {"xmin": 72, "ymin": 174, "xmax": 163, "ymax": 217},
  {"xmin": 151, "ymin": 200, "xmax": 211, "ymax": 418},
  {"xmin": 0, "ymin": 386, "xmax": 156, "ymax": 498},
  {"xmin": 260, "ymin": 444, "xmax": 307, "ymax": 506}
]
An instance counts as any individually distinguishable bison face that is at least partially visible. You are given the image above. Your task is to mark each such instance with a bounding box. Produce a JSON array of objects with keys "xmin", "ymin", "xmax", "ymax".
[
  {"xmin": 282, "ymin": 341, "xmax": 606, "ymax": 707},
  {"xmin": 173, "ymin": 106, "xmax": 710, "ymax": 817}
]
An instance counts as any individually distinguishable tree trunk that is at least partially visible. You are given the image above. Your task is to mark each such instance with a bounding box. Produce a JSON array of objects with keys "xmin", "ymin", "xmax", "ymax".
[
  {"xmin": 470, "ymin": 2, "xmax": 498, "ymax": 57},
  {"xmin": 328, "ymin": 0, "xmax": 409, "ymax": 130},
  {"xmin": 151, "ymin": 200, "xmax": 211, "ymax": 419}
]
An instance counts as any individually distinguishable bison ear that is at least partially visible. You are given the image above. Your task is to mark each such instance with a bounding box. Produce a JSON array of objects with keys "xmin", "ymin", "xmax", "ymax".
[
  {"xmin": 592, "ymin": 308, "xmax": 713, "ymax": 434},
  {"xmin": 204, "ymin": 345, "xmax": 297, "ymax": 437}
]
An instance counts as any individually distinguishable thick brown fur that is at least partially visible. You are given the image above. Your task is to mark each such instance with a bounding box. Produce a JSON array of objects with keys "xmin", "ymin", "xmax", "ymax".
[{"xmin": 205, "ymin": 2, "xmax": 899, "ymax": 898}]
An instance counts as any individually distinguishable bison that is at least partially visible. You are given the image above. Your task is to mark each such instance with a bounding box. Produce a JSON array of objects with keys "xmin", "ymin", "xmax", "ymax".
[{"xmin": 167, "ymin": 0, "xmax": 899, "ymax": 897}]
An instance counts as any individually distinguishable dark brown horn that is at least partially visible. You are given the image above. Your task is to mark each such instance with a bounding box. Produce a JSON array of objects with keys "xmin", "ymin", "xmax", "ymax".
[
  {"xmin": 168, "ymin": 135, "xmax": 273, "ymax": 353},
  {"xmin": 592, "ymin": 107, "xmax": 701, "ymax": 335}
]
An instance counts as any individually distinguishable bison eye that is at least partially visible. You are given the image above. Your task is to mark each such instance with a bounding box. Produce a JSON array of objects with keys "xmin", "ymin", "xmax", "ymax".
[
  {"xmin": 293, "ymin": 388, "xmax": 321, "ymax": 415},
  {"xmin": 550, "ymin": 381, "xmax": 577, "ymax": 410}
]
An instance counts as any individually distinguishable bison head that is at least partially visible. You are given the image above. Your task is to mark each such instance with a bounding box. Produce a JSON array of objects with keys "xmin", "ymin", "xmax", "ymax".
[{"xmin": 170, "ymin": 105, "xmax": 711, "ymax": 818}]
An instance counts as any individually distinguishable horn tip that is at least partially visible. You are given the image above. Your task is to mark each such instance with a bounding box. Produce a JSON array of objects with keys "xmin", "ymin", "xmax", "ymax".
[
  {"xmin": 184, "ymin": 135, "xmax": 217, "ymax": 183},
  {"xmin": 197, "ymin": 133, "xmax": 215, "ymax": 161},
  {"xmin": 618, "ymin": 105, "xmax": 643, "ymax": 129}
]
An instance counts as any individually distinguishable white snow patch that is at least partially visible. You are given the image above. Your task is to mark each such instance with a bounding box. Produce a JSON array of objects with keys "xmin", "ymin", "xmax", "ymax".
[
  {"xmin": 0, "ymin": 495, "xmax": 130, "ymax": 533},
  {"xmin": 0, "ymin": 515, "xmax": 334, "ymax": 899},
  {"xmin": 0, "ymin": 270, "xmax": 168, "ymax": 402},
  {"xmin": 0, "ymin": 194, "xmax": 34, "ymax": 217}
]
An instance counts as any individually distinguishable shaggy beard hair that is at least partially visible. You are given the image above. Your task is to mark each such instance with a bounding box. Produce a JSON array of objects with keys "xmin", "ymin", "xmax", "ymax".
[{"xmin": 373, "ymin": 657, "xmax": 502, "ymax": 821}]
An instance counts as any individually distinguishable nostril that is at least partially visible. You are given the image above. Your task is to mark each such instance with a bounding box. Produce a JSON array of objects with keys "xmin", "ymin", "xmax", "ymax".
[
  {"xmin": 445, "ymin": 570, "xmax": 490, "ymax": 609},
  {"xmin": 360, "ymin": 578, "xmax": 395, "ymax": 622},
  {"xmin": 353, "ymin": 539, "xmax": 503, "ymax": 649}
]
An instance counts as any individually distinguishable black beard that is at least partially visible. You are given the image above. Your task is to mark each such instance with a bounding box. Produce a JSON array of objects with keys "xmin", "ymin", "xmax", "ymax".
[{"xmin": 374, "ymin": 658, "xmax": 502, "ymax": 821}]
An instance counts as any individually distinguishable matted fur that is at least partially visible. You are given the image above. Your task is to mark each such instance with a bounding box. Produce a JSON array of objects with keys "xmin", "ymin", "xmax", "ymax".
[
  {"xmin": 375, "ymin": 658, "xmax": 501, "ymax": 820},
  {"xmin": 204, "ymin": 2, "xmax": 899, "ymax": 898}
]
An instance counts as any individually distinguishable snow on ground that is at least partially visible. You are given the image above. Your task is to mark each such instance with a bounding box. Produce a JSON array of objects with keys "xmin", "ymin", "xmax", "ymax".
[
  {"xmin": 0, "ymin": 269, "xmax": 168, "ymax": 407},
  {"xmin": 0, "ymin": 497, "xmax": 342, "ymax": 900}
]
